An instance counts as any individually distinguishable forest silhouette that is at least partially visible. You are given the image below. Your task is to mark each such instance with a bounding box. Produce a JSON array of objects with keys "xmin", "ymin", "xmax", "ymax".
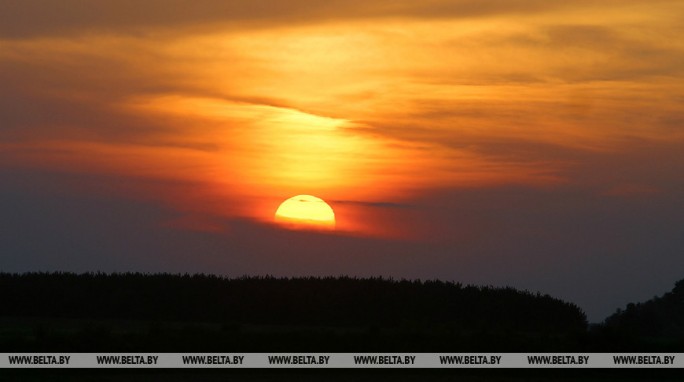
[{"xmin": 0, "ymin": 272, "xmax": 681, "ymax": 351}]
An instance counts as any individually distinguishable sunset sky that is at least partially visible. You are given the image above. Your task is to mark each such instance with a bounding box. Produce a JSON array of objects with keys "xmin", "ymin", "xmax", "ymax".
[{"xmin": 1, "ymin": 0, "xmax": 683, "ymax": 321}]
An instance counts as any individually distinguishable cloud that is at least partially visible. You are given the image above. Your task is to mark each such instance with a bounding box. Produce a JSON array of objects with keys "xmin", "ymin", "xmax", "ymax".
[
  {"xmin": 506, "ymin": 24, "xmax": 684, "ymax": 82},
  {"xmin": 0, "ymin": 0, "xmax": 651, "ymax": 39},
  {"xmin": 330, "ymin": 200, "xmax": 413, "ymax": 209}
]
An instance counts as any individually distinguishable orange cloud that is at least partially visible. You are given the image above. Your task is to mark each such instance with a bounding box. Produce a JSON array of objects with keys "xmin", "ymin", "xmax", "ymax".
[{"xmin": 2, "ymin": 1, "xmax": 683, "ymax": 237}]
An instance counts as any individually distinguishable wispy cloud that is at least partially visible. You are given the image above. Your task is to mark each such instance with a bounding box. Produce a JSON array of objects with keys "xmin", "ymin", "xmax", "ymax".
[
  {"xmin": 0, "ymin": 0, "xmax": 633, "ymax": 38},
  {"xmin": 1, "ymin": 0, "xmax": 683, "ymax": 236}
]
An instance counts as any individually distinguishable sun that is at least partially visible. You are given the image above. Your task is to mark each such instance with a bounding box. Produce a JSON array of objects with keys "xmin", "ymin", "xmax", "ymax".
[{"xmin": 274, "ymin": 195, "xmax": 336, "ymax": 230}]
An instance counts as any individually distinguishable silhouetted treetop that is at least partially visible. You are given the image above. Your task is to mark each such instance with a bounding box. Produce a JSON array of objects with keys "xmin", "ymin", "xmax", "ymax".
[
  {"xmin": 0, "ymin": 272, "xmax": 587, "ymax": 334},
  {"xmin": 604, "ymin": 278, "xmax": 684, "ymax": 338}
]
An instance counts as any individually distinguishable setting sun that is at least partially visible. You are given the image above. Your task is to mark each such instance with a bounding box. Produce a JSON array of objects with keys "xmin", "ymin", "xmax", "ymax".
[{"xmin": 274, "ymin": 195, "xmax": 336, "ymax": 230}]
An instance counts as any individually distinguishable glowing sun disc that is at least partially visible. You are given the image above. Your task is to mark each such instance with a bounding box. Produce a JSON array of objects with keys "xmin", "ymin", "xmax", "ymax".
[{"xmin": 274, "ymin": 195, "xmax": 336, "ymax": 229}]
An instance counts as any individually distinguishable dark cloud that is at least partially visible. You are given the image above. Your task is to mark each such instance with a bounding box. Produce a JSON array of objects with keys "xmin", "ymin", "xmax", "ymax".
[
  {"xmin": 330, "ymin": 199, "xmax": 413, "ymax": 209},
  {"xmin": 522, "ymin": 25, "xmax": 684, "ymax": 81},
  {"xmin": 0, "ymin": 0, "xmax": 603, "ymax": 39}
]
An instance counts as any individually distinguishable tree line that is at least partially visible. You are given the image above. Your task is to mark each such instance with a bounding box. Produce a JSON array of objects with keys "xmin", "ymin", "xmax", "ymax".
[
  {"xmin": 5, "ymin": 272, "xmax": 683, "ymax": 351},
  {"xmin": 597, "ymin": 279, "xmax": 684, "ymax": 351},
  {"xmin": 0, "ymin": 272, "xmax": 587, "ymax": 333}
]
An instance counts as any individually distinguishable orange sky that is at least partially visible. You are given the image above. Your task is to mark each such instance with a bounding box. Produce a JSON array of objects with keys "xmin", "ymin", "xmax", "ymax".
[
  {"xmin": 1, "ymin": 0, "xmax": 684, "ymax": 319},
  {"xmin": 2, "ymin": 0, "xmax": 682, "ymax": 237}
]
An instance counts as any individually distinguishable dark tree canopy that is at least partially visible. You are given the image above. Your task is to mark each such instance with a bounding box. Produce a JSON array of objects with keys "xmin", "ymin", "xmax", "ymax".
[
  {"xmin": 0, "ymin": 272, "xmax": 587, "ymax": 332},
  {"xmin": 0, "ymin": 272, "xmax": 593, "ymax": 351},
  {"xmin": 604, "ymin": 279, "xmax": 684, "ymax": 339}
]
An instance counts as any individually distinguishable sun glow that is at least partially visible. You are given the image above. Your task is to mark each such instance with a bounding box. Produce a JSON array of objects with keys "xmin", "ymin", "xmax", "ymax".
[
  {"xmin": 4, "ymin": 5, "xmax": 680, "ymax": 240},
  {"xmin": 274, "ymin": 195, "xmax": 336, "ymax": 230}
]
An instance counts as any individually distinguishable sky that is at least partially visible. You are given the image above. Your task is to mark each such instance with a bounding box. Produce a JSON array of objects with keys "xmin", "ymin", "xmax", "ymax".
[{"xmin": 1, "ymin": 0, "xmax": 683, "ymax": 322}]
